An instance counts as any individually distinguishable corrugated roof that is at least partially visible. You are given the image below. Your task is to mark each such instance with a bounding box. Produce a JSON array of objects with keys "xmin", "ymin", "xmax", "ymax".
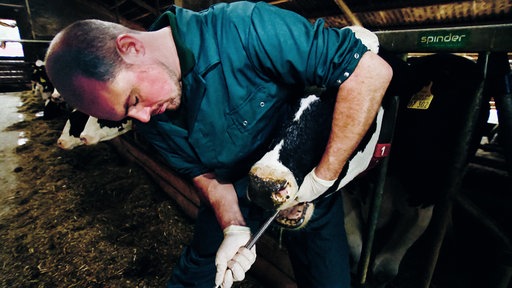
[{"xmin": 85, "ymin": 0, "xmax": 512, "ymax": 30}]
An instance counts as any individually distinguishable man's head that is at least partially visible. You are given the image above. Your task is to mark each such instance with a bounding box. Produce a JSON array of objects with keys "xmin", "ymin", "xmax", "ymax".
[{"xmin": 45, "ymin": 19, "xmax": 182, "ymax": 122}]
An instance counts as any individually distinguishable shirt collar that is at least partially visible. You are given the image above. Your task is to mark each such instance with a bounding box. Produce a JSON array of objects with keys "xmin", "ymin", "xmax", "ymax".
[{"xmin": 149, "ymin": 7, "xmax": 195, "ymax": 77}]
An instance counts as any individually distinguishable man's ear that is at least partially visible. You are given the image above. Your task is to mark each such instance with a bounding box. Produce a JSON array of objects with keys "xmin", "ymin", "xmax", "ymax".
[{"xmin": 116, "ymin": 34, "xmax": 145, "ymax": 64}]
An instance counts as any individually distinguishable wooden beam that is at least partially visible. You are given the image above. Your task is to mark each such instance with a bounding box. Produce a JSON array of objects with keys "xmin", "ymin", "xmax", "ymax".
[
  {"xmin": 268, "ymin": 0, "xmax": 290, "ymax": 5},
  {"xmin": 332, "ymin": 0, "xmax": 362, "ymax": 26},
  {"xmin": 129, "ymin": 0, "xmax": 159, "ymax": 16},
  {"xmin": 109, "ymin": 0, "xmax": 128, "ymax": 9},
  {"xmin": 0, "ymin": 3, "xmax": 24, "ymax": 8}
]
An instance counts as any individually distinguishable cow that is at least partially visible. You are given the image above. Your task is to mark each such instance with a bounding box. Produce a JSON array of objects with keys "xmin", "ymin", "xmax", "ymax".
[{"xmin": 57, "ymin": 110, "xmax": 132, "ymax": 150}]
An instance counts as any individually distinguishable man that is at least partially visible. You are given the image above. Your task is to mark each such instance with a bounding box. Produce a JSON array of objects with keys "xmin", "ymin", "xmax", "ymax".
[{"xmin": 45, "ymin": 1, "xmax": 392, "ymax": 287}]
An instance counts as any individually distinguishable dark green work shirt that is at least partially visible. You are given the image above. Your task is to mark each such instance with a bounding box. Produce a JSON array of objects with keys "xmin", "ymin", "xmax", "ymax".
[{"xmin": 136, "ymin": 1, "xmax": 368, "ymax": 182}]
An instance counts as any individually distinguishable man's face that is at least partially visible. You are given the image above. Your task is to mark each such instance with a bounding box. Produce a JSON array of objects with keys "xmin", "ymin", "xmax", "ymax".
[{"xmin": 74, "ymin": 62, "xmax": 182, "ymax": 122}]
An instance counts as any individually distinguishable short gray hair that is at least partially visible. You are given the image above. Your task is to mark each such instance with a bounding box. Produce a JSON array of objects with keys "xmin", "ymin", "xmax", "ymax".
[{"xmin": 45, "ymin": 19, "xmax": 136, "ymax": 108}]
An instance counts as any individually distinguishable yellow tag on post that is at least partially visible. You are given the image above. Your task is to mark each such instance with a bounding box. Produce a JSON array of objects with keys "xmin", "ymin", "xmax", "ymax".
[{"xmin": 407, "ymin": 81, "xmax": 434, "ymax": 110}]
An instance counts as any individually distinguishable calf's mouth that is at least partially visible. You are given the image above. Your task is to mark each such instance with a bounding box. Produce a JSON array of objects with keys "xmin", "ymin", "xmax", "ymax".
[{"xmin": 247, "ymin": 165, "xmax": 298, "ymax": 210}]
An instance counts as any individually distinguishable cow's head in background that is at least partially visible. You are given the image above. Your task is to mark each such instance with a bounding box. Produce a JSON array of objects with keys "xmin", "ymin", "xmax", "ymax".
[{"xmin": 57, "ymin": 110, "xmax": 132, "ymax": 150}]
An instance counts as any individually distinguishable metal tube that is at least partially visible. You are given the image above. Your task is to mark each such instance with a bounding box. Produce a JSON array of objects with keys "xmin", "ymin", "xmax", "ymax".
[
  {"xmin": 0, "ymin": 39, "xmax": 51, "ymax": 43},
  {"xmin": 357, "ymin": 95, "xmax": 400, "ymax": 287},
  {"xmin": 356, "ymin": 156, "xmax": 389, "ymax": 287}
]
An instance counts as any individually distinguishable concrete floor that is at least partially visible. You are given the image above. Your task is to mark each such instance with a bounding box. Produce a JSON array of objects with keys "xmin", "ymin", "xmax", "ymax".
[{"xmin": 0, "ymin": 92, "xmax": 24, "ymax": 217}]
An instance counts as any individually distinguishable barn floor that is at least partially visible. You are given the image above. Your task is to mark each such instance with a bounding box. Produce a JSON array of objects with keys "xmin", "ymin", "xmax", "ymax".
[
  {"xmin": 0, "ymin": 92, "xmax": 23, "ymax": 217},
  {"xmin": 0, "ymin": 90, "xmax": 263, "ymax": 288},
  {"xmin": 0, "ymin": 89, "xmax": 510, "ymax": 288}
]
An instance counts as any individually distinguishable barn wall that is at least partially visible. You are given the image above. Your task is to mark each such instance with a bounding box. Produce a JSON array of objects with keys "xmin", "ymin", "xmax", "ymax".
[{"xmin": 1, "ymin": 0, "xmax": 137, "ymax": 62}]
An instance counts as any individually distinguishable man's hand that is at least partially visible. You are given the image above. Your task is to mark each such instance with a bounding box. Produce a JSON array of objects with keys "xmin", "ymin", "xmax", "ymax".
[
  {"xmin": 296, "ymin": 168, "xmax": 336, "ymax": 203},
  {"xmin": 215, "ymin": 225, "xmax": 256, "ymax": 287},
  {"xmin": 277, "ymin": 168, "xmax": 336, "ymax": 211}
]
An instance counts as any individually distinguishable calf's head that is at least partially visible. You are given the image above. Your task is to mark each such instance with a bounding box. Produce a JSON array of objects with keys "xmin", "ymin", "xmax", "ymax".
[
  {"xmin": 247, "ymin": 89, "xmax": 384, "ymax": 211},
  {"xmin": 247, "ymin": 93, "xmax": 335, "ymax": 210}
]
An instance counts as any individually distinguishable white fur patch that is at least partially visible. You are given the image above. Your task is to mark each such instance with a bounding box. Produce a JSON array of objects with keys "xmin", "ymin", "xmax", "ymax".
[
  {"xmin": 294, "ymin": 95, "xmax": 320, "ymax": 122},
  {"xmin": 250, "ymin": 141, "xmax": 299, "ymax": 195},
  {"xmin": 336, "ymin": 106, "xmax": 384, "ymax": 190}
]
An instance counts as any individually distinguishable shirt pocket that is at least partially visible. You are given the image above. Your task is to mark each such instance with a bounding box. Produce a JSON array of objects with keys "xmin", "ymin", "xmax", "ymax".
[
  {"xmin": 226, "ymin": 86, "xmax": 277, "ymax": 134},
  {"xmin": 224, "ymin": 86, "xmax": 281, "ymax": 162}
]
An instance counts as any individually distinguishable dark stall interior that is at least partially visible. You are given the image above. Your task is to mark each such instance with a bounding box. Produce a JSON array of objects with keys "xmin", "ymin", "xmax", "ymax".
[{"xmin": 0, "ymin": 1, "xmax": 511, "ymax": 287}]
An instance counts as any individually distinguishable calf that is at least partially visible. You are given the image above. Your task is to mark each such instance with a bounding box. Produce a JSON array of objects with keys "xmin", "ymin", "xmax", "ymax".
[
  {"xmin": 31, "ymin": 60, "xmax": 54, "ymax": 101},
  {"xmin": 43, "ymin": 89, "xmax": 71, "ymax": 120},
  {"xmin": 247, "ymin": 90, "xmax": 384, "ymax": 211},
  {"xmin": 247, "ymin": 25, "xmax": 384, "ymax": 212},
  {"xmin": 57, "ymin": 110, "xmax": 132, "ymax": 150}
]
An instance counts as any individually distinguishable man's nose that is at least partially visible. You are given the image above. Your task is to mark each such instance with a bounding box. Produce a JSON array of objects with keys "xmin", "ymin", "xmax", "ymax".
[{"xmin": 127, "ymin": 106, "xmax": 151, "ymax": 123}]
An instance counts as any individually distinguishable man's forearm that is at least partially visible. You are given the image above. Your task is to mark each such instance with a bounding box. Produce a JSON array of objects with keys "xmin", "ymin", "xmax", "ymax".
[
  {"xmin": 193, "ymin": 173, "xmax": 246, "ymax": 229},
  {"xmin": 315, "ymin": 52, "xmax": 393, "ymax": 181}
]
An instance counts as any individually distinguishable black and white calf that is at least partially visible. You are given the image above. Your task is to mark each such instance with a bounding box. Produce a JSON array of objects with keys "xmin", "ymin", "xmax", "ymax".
[
  {"xmin": 31, "ymin": 60, "xmax": 54, "ymax": 101},
  {"xmin": 57, "ymin": 110, "xmax": 132, "ymax": 150},
  {"xmin": 247, "ymin": 90, "xmax": 385, "ymax": 211},
  {"xmin": 247, "ymin": 25, "xmax": 384, "ymax": 212},
  {"xmin": 42, "ymin": 88, "xmax": 71, "ymax": 120}
]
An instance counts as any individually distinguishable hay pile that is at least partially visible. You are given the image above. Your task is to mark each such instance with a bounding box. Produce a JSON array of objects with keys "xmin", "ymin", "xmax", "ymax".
[{"xmin": 0, "ymin": 91, "xmax": 261, "ymax": 287}]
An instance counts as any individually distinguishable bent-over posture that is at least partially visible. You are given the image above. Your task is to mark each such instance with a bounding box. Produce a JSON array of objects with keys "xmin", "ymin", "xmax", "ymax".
[{"xmin": 45, "ymin": 2, "xmax": 392, "ymax": 287}]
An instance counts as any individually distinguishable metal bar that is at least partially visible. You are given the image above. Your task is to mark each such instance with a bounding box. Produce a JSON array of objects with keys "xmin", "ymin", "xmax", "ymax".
[
  {"xmin": 356, "ymin": 156, "xmax": 388, "ymax": 287},
  {"xmin": 245, "ymin": 210, "xmax": 280, "ymax": 249},
  {"xmin": 24, "ymin": 0, "xmax": 35, "ymax": 39},
  {"xmin": 0, "ymin": 39, "xmax": 51, "ymax": 43},
  {"xmin": 357, "ymin": 95, "xmax": 400, "ymax": 287},
  {"xmin": 375, "ymin": 24, "xmax": 512, "ymax": 53},
  {"xmin": 214, "ymin": 210, "xmax": 280, "ymax": 288}
]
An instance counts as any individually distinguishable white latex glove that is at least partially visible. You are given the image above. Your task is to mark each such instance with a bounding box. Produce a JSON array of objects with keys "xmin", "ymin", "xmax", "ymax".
[
  {"xmin": 215, "ymin": 225, "xmax": 256, "ymax": 288},
  {"xmin": 295, "ymin": 168, "xmax": 336, "ymax": 203}
]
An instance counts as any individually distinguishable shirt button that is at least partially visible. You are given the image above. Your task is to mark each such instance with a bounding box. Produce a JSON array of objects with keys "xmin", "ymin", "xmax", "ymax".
[
  {"xmin": 354, "ymin": 53, "xmax": 360, "ymax": 59},
  {"xmin": 242, "ymin": 120, "xmax": 248, "ymax": 126},
  {"xmin": 259, "ymin": 101, "xmax": 265, "ymax": 107},
  {"xmin": 344, "ymin": 72, "xmax": 350, "ymax": 77}
]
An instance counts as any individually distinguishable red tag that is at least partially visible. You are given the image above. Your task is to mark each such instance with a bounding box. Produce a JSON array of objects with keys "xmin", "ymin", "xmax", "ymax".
[{"xmin": 373, "ymin": 143, "xmax": 391, "ymax": 158}]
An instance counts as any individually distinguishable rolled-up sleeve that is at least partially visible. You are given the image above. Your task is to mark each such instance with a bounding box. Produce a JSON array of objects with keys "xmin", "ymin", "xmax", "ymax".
[{"xmin": 243, "ymin": 2, "xmax": 368, "ymax": 88}]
